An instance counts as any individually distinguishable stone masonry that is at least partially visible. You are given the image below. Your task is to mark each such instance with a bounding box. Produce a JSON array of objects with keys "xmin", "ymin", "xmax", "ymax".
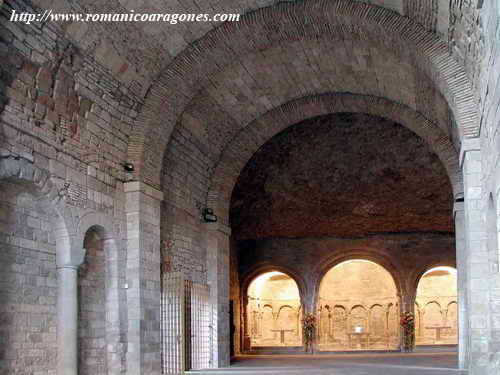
[{"xmin": 0, "ymin": 0, "xmax": 499, "ymax": 374}]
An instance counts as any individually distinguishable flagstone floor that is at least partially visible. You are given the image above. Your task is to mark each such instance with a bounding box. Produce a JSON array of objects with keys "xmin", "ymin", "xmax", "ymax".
[{"xmin": 187, "ymin": 352, "xmax": 466, "ymax": 375}]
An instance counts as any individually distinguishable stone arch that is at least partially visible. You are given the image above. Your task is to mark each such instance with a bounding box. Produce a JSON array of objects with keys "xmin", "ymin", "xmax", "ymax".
[
  {"xmin": 0, "ymin": 156, "xmax": 75, "ymax": 260},
  {"xmin": 423, "ymin": 301, "xmax": 443, "ymax": 321},
  {"xmin": 370, "ymin": 304, "xmax": 386, "ymax": 337},
  {"xmin": 445, "ymin": 301, "xmax": 458, "ymax": 336},
  {"xmin": 242, "ymin": 267, "xmax": 304, "ymax": 348},
  {"xmin": 350, "ymin": 305, "xmax": 369, "ymax": 332},
  {"xmin": 0, "ymin": 156, "xmax": 73, "ymax": 374},
  {"xmin": 415, "ymin": 266, "xmax": 458, "ymax": 345},
  {"xmin": 312, "ymin": 248, "xmax": 404, "ymax": 306},
  {"xmin": 74, "ymin": 213, "xmax": 123, "ymax": 375},
  {"xmin": 410, "ymin": 263, "xmax": 457, "ymax": 301},
  {"xmin": 315, "ymin": 257, "xmax": 400, "ymax": 350},
  {"xmin": 351, "ymin": 304, "xmax": 367, "ymax": 312},
  {"xmin": 207, "ymin": 94, "xmax": 461, "ymax": 225},
  {"xmin": 241, "ymin": 264, "xmax": 307, "ymax": 307},
  {"xmin": 74, "ymin": 211, "xmax": 120, "ymax": 247},
  {"xmin": 277, "ymin": 305, "xmax": 295, "ymax": 314},
  {"xmin": 0, "ymin": 156, "xmax": 67, "ymax": 221},
  {"xmin": 130, "ymin": 0, "xmax": 476, "ymax": 188}
]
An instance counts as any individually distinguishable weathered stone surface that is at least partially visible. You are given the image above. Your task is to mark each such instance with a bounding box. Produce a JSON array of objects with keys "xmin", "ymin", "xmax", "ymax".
[
  {"xmin": 231, "ymin": 113, "xmax": 453, "ymax": 239},
  {"xmin": 0, "ymin": 0, "xmax": 498, "ymax": 374}
]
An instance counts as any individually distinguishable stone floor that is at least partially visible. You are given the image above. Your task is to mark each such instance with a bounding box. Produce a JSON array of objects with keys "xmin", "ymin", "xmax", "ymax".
[{"xmin": 187, "ymin": 352, "xmax": 466, "ymax": 375}]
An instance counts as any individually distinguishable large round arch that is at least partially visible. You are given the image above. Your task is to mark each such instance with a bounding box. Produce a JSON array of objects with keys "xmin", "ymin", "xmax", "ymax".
[
  {"xmin": 129, "ymin": 0, "xmax": 476, "ymax": 188},
  {"xmin": 206, "ymin": 93, "xmax": 461, "ymax": 225},
  {"xmin": 242, "ymin": 269, "xmax": 303, "ymax": 351},
  {"xmin": 414, "ymin": 266, "xmax": 458, "ymax": 346},
  {"xmin": 316, "ymin": 258, "xmax": 401, "ymax": 351},
  {"xmin": 0, "ymin": 157, "xmax": 72, "ymax": 374}
]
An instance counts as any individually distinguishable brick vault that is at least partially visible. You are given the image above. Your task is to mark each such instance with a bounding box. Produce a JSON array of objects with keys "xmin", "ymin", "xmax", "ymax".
[{"xmin": 0, "ymin": 0, "xmax": 499, "ymax": 375}]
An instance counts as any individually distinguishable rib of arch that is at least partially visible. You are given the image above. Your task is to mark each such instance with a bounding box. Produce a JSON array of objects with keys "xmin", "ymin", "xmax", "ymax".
[
  {"xmin": 0, "ymin": 156, "xmax": 119, "ymax": 266},
  {"xmin": 206, "ymin": 93, "xmax": 462, "ymax": 224},
  {"xmin": 311, "ymin": 250, "xmax": 404, "ymax": 304},
  {"xmin": 242, "ymin": 264, "xmax": 308, "ymax": 307},
  {"xmin": 0, "ymin": 156, "xmax": 73, "ymax": 261},
  {"xmin": 129, "ymin": 0, "xmax": 477, "ymax": 188}
]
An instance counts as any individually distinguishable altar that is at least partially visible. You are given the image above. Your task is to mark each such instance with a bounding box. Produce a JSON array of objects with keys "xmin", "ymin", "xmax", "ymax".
[
  {"xmin": 270, "ymin": 329, "xmax": 295, "ymax": 345},
  {"xmin": 347, "ymin": 332, "xmax": 371, "ymax": 349},
  {"xmin": 425, "ymin": 326, "xmax": 451, "ymax": 342}
]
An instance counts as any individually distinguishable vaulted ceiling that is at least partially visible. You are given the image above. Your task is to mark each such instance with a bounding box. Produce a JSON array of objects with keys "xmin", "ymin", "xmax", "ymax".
[
  {"xmin": 230, "ymin": 112, "xmax": 453, "ymax": 239},
  {"xmin": 32, "ymin": 0, "xmax": 453, "ymax": 92}
]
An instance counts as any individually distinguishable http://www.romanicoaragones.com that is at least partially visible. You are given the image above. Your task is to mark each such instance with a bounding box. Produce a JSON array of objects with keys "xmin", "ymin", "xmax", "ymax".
[{"xmin": 9, "ymin": 8, "xmax": 241, "ymax": 25}]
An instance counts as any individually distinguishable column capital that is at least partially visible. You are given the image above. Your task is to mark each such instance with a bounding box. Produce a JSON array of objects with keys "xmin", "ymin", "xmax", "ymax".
[
  {"xmin": 454, "ymin": 201, "xmax": 465, "ymax": 216},
  {"xmin": 459, "ymin": 138, "xmax": 481, "ymax": 167},
  {"xmin": 57, "ymin": 247, "xmax": 86, "ymax": 269},
  {"xmin": 124, "ymin": 181, "xmax": 164, "ymax": 201}
]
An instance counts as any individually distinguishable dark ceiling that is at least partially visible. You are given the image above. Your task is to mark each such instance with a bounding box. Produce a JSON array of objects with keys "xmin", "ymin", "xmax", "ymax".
[{"xmin": 230, "ymin": 112, "xmax": 454, "ymax": 240}]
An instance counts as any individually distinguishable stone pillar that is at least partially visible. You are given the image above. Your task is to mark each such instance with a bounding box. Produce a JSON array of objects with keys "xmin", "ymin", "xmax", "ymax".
[
  {"xmin": 399, "ymin": 293, "xmax": 414, "ymax": 351},
  {"xmin": 124, "ymin": 181, "xmax": 163, "ymax": 375},
  {"xmin": 206, "ymin": 222, "xmax": 231, "ymax": 367},
  {"xmin": 242, "ymin": 295, "xmax": 251, "ymax": 351},
  {"xmin": 460, "ymin": 140, "xmax": 491, "ymax": 374},
  {"xmin": 454, "ymin": 201, "xmax": 468, "ymax": 369},
  {"xmin": 104, "ymin": 238, "xmax": 124, "ymax": 375},
  {"xmin": 57, "ymin": 247, "xmax": 86, "ymax": 375}
]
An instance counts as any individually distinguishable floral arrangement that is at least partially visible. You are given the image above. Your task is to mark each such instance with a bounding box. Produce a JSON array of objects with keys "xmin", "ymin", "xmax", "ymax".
[
  {"xmin": 302, "ymin": 312, "xmax": 316, "ymax": 352},
  {"xmin": 400, "ymin": 311, "xmax": 415, "ymax": 352}
]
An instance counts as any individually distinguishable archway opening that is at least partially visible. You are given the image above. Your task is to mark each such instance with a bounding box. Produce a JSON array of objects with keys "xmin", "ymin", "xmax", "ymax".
[
  {"xmin": 246, "ymin": 271, "xmax": 302, "ymax": 348},
  {"xmin": 317, "ymin": 260, "xmax": 400, "ymax": 351},
  {"xmin": 415, "ymin": 266, "xmax": 458, "ymax": 346},
  {"xmin": 78, "ymin": 225, "xmax": 107, "ymax": 375},
  {"xmin": 0, "ymin": 180, "xmax": 59, "ymax": 373}
]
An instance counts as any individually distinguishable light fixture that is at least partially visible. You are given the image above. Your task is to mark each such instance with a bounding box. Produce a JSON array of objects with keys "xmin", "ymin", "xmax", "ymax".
[
  {"xmin": 123, "ymin": 162, "xmax": 135, "ymax": 172},
  {"xmin": 202, "ymin": 208, "xmax": 218, "ymax": 223}
]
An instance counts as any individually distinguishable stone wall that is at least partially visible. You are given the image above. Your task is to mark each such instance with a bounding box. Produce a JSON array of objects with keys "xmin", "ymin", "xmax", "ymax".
[
  {"xmin": 465, "ymin": 2, "xmax": 500, "ymax": 374},
  {"xmin": 159, "ymin": 118, "xmax": 214, "ymax": 284},
  {"xmin": 0, "ymin": 180, "xmax": 58, "ymax": 375},
  {"xmin": 0, "ymin": 0, "xmax": 142, "ymax": 211},
  {"xmin": 78, "ymin": 228, "xmax": 107, "ymax": 375},
  {"xmin": 237, "ymin": 233, "xmax": 456, "ymax": 302},
  {"xmin": 236, "ymin": 234, "xmax": 455, "ymax": 352},
  {"xmin": 0, "ymin": 0, "xmax": 497, "ymax": 372},
  {"xmin": 247, "ymin": 273, "xmax": 302, "ymax": 347},
  {"xmin": 415, "ymin": 269, "xmax": 458, "ymax": 345},
  {"xmin": 0, "ymin": 0, "xmax": 155, "ymax": 372},
  {"xmin": 230, "ymin": 236, "xmax": 241, "ymax": 355},
  {"xmin": 317, "ymin": 260, "xmax": 400, "ymax": 350}
]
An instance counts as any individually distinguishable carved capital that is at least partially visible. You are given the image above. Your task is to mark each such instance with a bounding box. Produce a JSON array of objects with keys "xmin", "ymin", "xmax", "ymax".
[{"xmin": 57, "ymin": 247, "xmax": 86, "ymax": 269}]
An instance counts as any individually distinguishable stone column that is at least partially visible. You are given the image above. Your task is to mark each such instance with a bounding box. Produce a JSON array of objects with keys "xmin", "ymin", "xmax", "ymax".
[
  {"xmin": 57, "ymin": 247, "xmax": 86, "ymax": 375},
  {"xmin": 124, "ymin": 181, "xmax": 163, "ymax": 375},
  {"xmin": 104, "ymin": 238, "xmax": 124, "ymax": 375},
  {"xmin": 399, "ymin": 293, "xmax": 414, "ymax": 351},
  {"xmin": 242, "ymin": 295, "xmax": 251, "ymax": 351},
  {"xmin": 206, "ymin": 222, "xmax": 231, "ymax": 367},
  {"xmin": 454, "ymin": 201, "xmax": 468, "ymax": 369},
  {"xmin": 460, "ymin": 140, "xmax": 491, "ymax": 374}
]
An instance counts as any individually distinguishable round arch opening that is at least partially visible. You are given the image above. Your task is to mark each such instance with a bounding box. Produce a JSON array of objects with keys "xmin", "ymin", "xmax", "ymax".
[
  {"xmin": 317, "ymin": 259, "xmax": 400, "ymax": 351},
  {"xmin": 246, "ymin": 271, "xmax": 302, "ymax": 348},
  {"xmin": 415, "ymin": 266, "xmax": 458, "ymax": 346}
]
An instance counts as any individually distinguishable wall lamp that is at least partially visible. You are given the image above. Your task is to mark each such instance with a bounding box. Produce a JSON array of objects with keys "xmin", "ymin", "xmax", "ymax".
[
  {"xmin": 202, "ymin": 208, "xmax": 218, "ymax": 223},
  {"xmin": 123, "ymin": 162, "xmax": 135, "ymax": 173}
]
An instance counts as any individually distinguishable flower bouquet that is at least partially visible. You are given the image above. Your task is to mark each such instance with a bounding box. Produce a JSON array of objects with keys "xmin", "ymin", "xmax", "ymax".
[
  {"xmin": 400, "ymin": 311, "xmax": 415, "ymax": 352},
  {"xmin": 302, "ymin": 312, "xmax": 316, "ymax": 353}
]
